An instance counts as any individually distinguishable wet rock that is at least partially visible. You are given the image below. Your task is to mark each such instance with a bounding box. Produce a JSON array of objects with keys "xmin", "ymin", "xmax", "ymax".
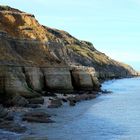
[
  {"xmin": 0, "ymin": 120, "xmax": 26, "ymax": 133},
  {"xmin": 0, "ymin": 105, "xmax": 9, "ymax": 118},
  {"xmin": 21, "ymin": 137, "xmax": 48, "ymax": 140},
  {"xmin": 48, "ymin": 98, "xmax": 62, "ymax": 108},
  {"xmin": 62, "ymin": 98, "xmax": 67, "ymax": 102},
  {"xmin": 67, "ymin": 93, "xmax": 97, "ymax": 106},
  {"xmin": 0, "ymin": 105, "xmax": 14, "ymax": 120},
  {"xmin": 0, "ymin": 66, "xmax": 40, "ymax": 99},
  {"xmin": 9, "ymin": 95, "xmax": 29, "ymax": 107},
  {"xmin": 26, "ymin": 104, "xmax": 41, "ymax": 108},
  {"xmin": 22, "ymin": 111, "xmax": 53, "ymax": 123},
  {"xmin": 28, "ymin": 97, "xmax": 44, "ymax": 104},
  {"xmin": 69, "ymin": 100, "xmax": 76, "ymax": 106},
  {"xmin": 44, "ymin": 92, "xmax": 57, "ymax": 97},
  {"xmin": 23, "ymin": 67, "xmax": 44, "ymax": 92},
  {"xmin": 102, "ymin": 90, "xmax": 112, "ymax": 94},
  {"xmin": 43, "ymin": 68, "xmax": 73, "ymax": 90},
  {"xmin": 71, "ymin": 67, "xmax": 101, "ymax": 91}
]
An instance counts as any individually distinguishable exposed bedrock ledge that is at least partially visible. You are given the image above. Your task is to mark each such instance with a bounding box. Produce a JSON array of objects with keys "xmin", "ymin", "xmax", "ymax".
[
  {"xmin": 71, "ymin": 67, "xmax": 100, "ymax": 91},
  {"xmin": 0, "ymin": 66, "xmax": 40, "ymax": 102},
  {"xmin": 23, "ymin": 67, "xmax": 44, "ymax": 92},
  {"xmin": 42, "ymin": 67, "xmax": 73, "ymax": 91},
  {"xmin": 0, "ymin": 65, "xmax": 101, "ymax": 102},
  {"xmin": 96, "ymin": 69, "xmax": 138, "ymax": 81}
]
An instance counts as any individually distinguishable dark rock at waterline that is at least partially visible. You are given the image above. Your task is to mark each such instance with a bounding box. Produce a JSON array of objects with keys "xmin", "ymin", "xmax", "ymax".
[
  {"xmin": 48, "ymin": 98, "xmax": 62, "ymax": 108},
  {"xmin": 0, "ymin": 105, "xmax": 14, "ymax": 120},
  {"xmin": 62, "ymin": 98, "xmax": 67, "ymax": 102},
  {"xmin": 7, "ymin": 95, "xmax": 29, "ymax": 107},
  {"xmin": 69, "ymin": 100, "xmax": 76, "ymax": 106},
  {"xmin": 23, "ymin": 117, "xmax": 53, "ymax": 123},
  {"xmin": 22, "ymin": 111, "xmax": 53, "ymax": 123},
  {"xmin": 43, "ymin": 92, "xmax": 57, "ymax": 97},
  {"xmin": 102, "ymin": 90, "xmax": 113, "ymax": 94},
  {"xmin": 23, "ymin": 111, "xmax": 51, "ymax": 118},
  {"xmin": 26, "ymin": 104, "xmax": 41, "ymax": 108},
  {"xmin": 28, "ymin": 97, "xmax": 44, "ymax": 104},
  {"xmin": 63, "ymin": 93, "xmax": 68, "ymax": 97},
  {"xmin": 0, "ymin": 120, "xmax": 26, "ymax": 133},
  {"xmin": 0, "ymin": 106, "xmax": 24, "ymax": 133},
  {"xmin": 21, "ymin": 137, "xmax": 48, "ymax": 140},
  {"xmin": 67, "ymin": 93, "xmax": 97, "ymax": 106},
  {"xmin": 0, "ymin": 105, "xmax": 9, "ymax": 118}
]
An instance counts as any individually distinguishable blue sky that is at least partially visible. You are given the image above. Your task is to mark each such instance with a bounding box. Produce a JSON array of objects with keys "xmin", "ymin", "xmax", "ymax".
[{"xmin": 1, "ymin": 0, "xmax": 140, "ymax": 70}]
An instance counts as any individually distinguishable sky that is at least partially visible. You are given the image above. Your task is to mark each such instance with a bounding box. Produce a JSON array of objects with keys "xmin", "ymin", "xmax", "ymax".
[{"xmin": 1, "ymin": 0, "xmax": 140, "ymax": 70}]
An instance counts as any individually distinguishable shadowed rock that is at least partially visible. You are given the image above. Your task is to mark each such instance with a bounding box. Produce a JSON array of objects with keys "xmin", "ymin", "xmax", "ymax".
[
  {"xmin": 48, "ymin": 98, "xmax": 62, "ymax": 108},
  {"xmin": 22, "ymin": 111, "xmax": 53, "ymax": 123}
]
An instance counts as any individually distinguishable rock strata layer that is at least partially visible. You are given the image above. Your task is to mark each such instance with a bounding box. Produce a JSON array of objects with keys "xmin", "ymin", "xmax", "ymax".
[{"xmin": 0, "ymin": 6, "xmax": 138, "ymax": 102}]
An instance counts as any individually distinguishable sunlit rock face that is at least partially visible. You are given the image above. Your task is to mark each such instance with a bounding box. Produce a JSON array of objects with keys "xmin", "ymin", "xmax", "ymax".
[
  {"xmin": 0, "ymin": 66, "xmax": 39, "ymax": 99},
  {"xmin": 23, "ymin": 67, "xmax": 44, "ymax": 92},
  {"xmin": 43, "ymin": 68, "xmax": 73, "ymax": 91},
  {"xmin": 71, "ymin": 67, "xmax": 100, "ymax": 91},
  {"xmin": 0, "ymin": 6, "xmax": 138, "ymax": 100}
]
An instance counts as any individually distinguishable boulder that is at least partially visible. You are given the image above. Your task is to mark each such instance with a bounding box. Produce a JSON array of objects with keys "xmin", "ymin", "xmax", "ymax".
[
  {"xmin": 28, "ymin": 97, "xmax": 44, "ymax": 104},
  {"xmin": 22, "ymin": 111, "xmax": 53, "ymax": 123},
  {"xmin": 67, "ymin": 93, "xmax": 97, "ymax": 106},
  {"xmin": 0, "ymin": 105, "xmax": 9, "ymax": 118},
  {"xmin": 0, "ymin": 66, "xmax": 40, "ymax": 99},
  {"xmin": 26, "ymin": 104, "xmax": 41, "ymax": 108},
  {"xmin": 69, "ymin": 100, "xmax": 76, "ymax": 106},
  {"xmin": 21, "ymin": 137, "xmax": 48, "ymax": 140},
  {"xmin": 23, "ymin": 67, "xmax": 44, "ymax": 92},
  {"xmin": 9, "ymin": 95, "xmax": 29, "ymax": 107},
  {"xmin": 43, "ymin": 68, "xmax": 73, "ymax": 91},
  {"xmin": 0, "ymin": 120, "xmax": 26, "ymax": 133},
  {"xmin": 48, "ymin": 98, "xmax": 62, "ymax": 108},
  {"xmin": 71, "ymin": 67, "xmax": 100, "ymax": 90},
  {"xmin": 0, "ymin": 105, "xmax": 13, "ymax": 120}
]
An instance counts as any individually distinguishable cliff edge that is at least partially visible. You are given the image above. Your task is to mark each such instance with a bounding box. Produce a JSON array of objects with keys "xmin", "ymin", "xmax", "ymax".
[{"xmin": 0, "ymin": 6, "xmax": 138, "ymax": 102}]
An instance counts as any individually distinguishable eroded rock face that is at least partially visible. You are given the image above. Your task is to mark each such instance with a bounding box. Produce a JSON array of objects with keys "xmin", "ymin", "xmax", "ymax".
[
  {"xmin": 8, "ymin": 95, "xmax": 29, "ymax": 107},
  {"xmin": 48, "ymin": 98, "xmax": 62, "ymax": 108},
  {"xmin": 0, "ymin": 66, "xmax": 29, "ymax": 97},
  {"xmin": 0, "ymin": 120, "xmax": 26, "ymax": 133},
  {"xmin": 71, "ymin": 67, "xmax": 100, "ymax": 90},
  {"xmin": 0, "ymin": 66, "xmax": 40, "ymax": 100},
  {"xmin": 0, "ymin": 65, "xmax": 101, "ymax": 103},
  {"xmin": 0, "ymin": 105, "xmax": 9, "ymax": 118},
  {"xmin": 0, "ymin": 6, "xmax": 138, "ymax": 105},
  {"xmin": 23, "ymin": 67, "xmax": 44, "ymax": 92},
  {"xmin": 43, "ymin": 68, "xmax": 73, "ymax": 91},
  {"xmin": 0, "ymin": 5, "xmax": 137, "ymax": 79},
  {"xmin": 22, "ymin": 111, "xmax": 53, "ymax": 123}
]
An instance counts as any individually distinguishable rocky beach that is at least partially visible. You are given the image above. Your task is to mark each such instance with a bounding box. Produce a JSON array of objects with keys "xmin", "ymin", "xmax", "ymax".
[{"xmin": 0, "ymin": 6, "xmax": 138, "ymax": 140}]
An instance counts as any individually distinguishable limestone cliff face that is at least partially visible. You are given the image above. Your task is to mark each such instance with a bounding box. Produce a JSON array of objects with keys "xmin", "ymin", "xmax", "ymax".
[{"xmin": 0, "ymin": 6, "xmax": 138, "ymax": 100}]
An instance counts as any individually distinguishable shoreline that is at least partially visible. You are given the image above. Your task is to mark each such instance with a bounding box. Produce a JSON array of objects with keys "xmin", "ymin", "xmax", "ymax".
[
  {"xmin": 0, "ymin": 77, "xmax": 137, "ymax": 140},
  {"xmin": 0, "ymin": 89, "xmax": 111, "ymax": 138}
]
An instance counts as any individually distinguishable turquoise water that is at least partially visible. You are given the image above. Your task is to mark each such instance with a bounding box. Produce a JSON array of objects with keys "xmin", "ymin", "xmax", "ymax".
[{"xmin": 1, "ymin": 77, "xmax": 140, "ymax": 140}]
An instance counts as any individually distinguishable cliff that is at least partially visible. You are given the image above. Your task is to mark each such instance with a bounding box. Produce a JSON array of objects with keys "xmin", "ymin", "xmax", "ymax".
[{"xmin": 0, "ymin": 6, "xmax": 138, "ymax": 102}]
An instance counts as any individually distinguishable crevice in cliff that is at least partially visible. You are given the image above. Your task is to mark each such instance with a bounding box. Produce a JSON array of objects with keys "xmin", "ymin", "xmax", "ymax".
[
  {"xmin": 22, "ymin": 67, "xmax": 33, "ymax": 90},
  {"xmin": 40, "ymin": 68, "xmax": 47, "ymax": 91},
  {"xmin": 70, "ymin": 70, "xmax": 78, "ymax": 90},
  {"xmin": 0, "ymin": 75, "xmax": 7, "ymax": 104}
]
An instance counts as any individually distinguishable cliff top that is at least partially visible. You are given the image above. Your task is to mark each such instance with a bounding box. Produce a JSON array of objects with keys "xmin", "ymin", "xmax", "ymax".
[
  {"xmin": 0, "ymin": 5, "xmax": 137, "ymax": 75},
  {"xmin": 0, "ymin": 5, "xmax": 23, "ymax": 12}
]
